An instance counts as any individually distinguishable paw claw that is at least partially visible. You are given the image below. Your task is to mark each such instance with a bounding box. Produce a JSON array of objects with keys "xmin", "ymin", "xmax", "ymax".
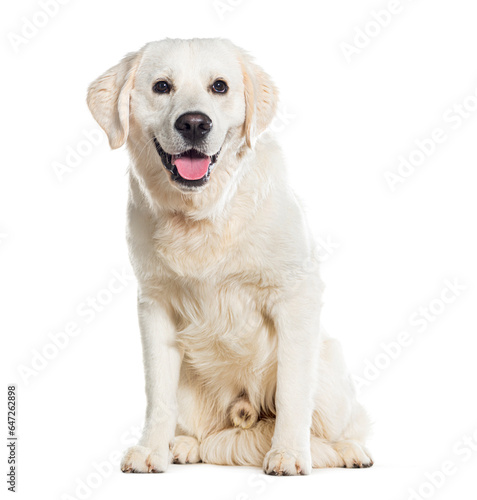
[
  {"xmin": 333, "ymin": 441, "xmax": 373, "ymax": 469},
  {"xmin": 170, "ymin": 436, "xmax": 201, "ymax": 464},
  {"xmin": 120, "ymin": 445, "xmax": 170, "ymax": 473},
  {"xmin": 263, "ymin": 448, "xmax": 311, "ymax": 476}
]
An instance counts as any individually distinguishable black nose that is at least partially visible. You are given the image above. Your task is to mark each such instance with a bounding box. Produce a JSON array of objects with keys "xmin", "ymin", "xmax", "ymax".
[{"xmin": 174, "ymin": 112, "xmax": 212, "ymax": 142}]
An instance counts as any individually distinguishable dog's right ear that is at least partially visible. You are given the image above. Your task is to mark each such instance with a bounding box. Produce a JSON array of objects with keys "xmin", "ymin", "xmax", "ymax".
[{"xmin": 87, "ymin": 51, "xmax": 142, "ymax": 149}]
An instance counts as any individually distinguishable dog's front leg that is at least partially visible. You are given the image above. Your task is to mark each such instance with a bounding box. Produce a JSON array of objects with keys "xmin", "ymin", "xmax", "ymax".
[
  {"xmin": 121, "ymin": 296, "xmax": 181, "ymax": 473},
  {"xmin": 263, "ymin": 277, "xmax": 322, "ymax": 476}
]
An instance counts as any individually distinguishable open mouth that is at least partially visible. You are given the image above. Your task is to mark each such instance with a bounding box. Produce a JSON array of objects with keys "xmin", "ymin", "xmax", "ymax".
[{"xmin": 153, "ymin": 138, "xmax": 220, "ymax": 188}]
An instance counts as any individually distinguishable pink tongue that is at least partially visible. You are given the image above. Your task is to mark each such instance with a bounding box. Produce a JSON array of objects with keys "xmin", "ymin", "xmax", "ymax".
[{"xmin": 174, "ymin": 156, "xmax": 210, "ymax": 180}]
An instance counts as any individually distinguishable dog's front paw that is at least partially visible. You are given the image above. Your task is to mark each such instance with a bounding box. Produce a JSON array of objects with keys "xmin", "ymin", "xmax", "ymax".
[
  {"xmin": 120, "ymin": 445, "xmax": 170, "ymax": 473},
  {"xmin": 263, "ymin": 448, "xmax": 311, "ymax": 476}
]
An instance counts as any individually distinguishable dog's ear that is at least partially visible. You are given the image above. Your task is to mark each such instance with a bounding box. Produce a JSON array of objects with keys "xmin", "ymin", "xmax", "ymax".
[
  {"xmin": 239, "ymin": 51, "xmax": 279, "ymax": 148},
  {"xmin": 87, "ymin": 51, "xmax": 142, "ymax": 149}
]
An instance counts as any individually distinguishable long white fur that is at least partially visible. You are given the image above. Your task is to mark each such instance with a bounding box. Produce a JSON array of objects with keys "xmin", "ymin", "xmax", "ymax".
[{"xmin": 87, "ymin": 38, "xmax": 372, "ymax": 476}]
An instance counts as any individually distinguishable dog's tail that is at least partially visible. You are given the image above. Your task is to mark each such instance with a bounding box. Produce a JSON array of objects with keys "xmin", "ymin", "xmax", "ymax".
[{"xmin": 199, "ymin": 419, "xmax": 274, "ymax": 466}]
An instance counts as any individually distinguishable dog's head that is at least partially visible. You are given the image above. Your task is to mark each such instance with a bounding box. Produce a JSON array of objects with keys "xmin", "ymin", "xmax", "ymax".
[{"xmin": 87, "ymin": 38, "xmax": 278, "ymax": 197}]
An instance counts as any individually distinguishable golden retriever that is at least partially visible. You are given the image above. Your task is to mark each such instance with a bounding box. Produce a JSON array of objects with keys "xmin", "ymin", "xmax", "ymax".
[{"xmin": 87, "ymin": 38, "xmax": 372, "ymax": 475}]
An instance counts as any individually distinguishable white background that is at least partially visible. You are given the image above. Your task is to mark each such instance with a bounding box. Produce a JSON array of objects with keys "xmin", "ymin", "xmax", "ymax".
[{"xmin": 2, "ymin": 0, "xmax": 477, "ymax": 499}]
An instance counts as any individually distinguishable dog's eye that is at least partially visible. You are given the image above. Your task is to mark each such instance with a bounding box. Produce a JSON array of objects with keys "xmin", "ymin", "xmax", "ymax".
[
  {"xmin": 153, "ymin": 81, "xmax": 171, "ymax": 94},
  {"xmin": 211, "ymin": 80, "xmax": 228, "ymax": 94}
]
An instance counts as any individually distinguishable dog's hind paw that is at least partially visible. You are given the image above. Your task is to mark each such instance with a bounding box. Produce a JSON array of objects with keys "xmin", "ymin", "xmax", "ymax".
[
  {"xmin": 333, "ymin": 440, "xmax": 373, "ymax": 468},
  {"xmin": 171, "ymin": 436, "xmax": 201, "ymax": 464}
]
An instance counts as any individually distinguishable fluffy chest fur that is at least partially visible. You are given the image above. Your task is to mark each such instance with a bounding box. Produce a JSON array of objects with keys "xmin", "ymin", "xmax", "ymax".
[{"xmin": 152, "ymin": 212, "xmax": 279, "ymax": 367}]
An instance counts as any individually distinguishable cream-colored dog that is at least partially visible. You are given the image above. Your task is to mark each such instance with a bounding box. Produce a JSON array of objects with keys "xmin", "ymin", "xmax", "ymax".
[{"xmin": 87, "ymin": 38, "xmax": 372, "ymax": 476}]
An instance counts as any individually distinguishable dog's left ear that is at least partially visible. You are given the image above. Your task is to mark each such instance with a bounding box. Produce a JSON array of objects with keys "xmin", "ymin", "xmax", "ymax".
[
  {"xmin": 87, "ymin": 51, "xmax": 142, "ymax": 149},
  {"xmin": 239, "ymin": 50, "xmax": 279, "ymax": 148}
]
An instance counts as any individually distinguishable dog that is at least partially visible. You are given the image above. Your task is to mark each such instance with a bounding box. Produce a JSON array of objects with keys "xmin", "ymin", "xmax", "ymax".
[{"xmin": 87, "ymin": 38, "xmax": 372, "ymax": 476}]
